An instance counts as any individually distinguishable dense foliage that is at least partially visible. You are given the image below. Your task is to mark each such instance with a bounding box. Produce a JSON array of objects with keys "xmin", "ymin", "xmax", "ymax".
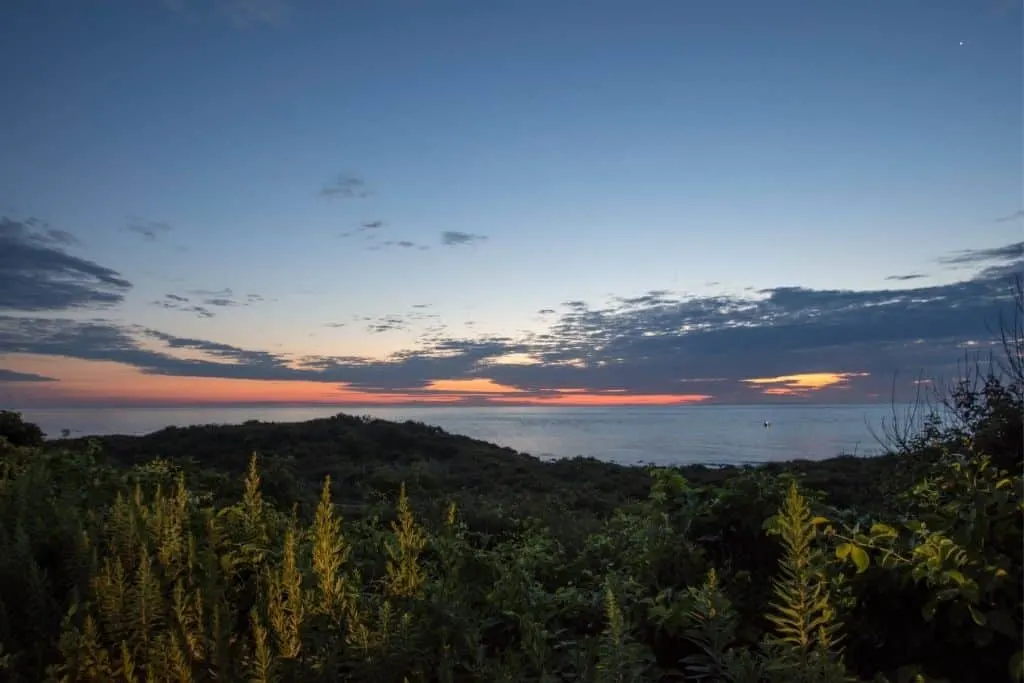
[{"xmin": 0, "ymin": 287, "xmax": 1020, "ymax": 681}]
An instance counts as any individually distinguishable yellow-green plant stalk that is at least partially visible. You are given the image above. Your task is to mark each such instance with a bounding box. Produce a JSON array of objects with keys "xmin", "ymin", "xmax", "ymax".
[
  {"xmin": 249, "ymin": 607, "xmax": 274, "ymax": 683},
  {"xmin": 766, "ymin": 481, "xmax": 845, "ymax": 671},
  {"xmin": 311, "ymin": 476, "xmax": 351, "ymax": 618},
  {"xmin": 267, "ymin": 525, "xmax": 304, "ymax": 660},
  {"xmin": 242, "ymin": 454, "xmax": 264, "ymax": 533},
  {"xmin": 385, "ymin": 483, "xmax": 427, "ymax": 600}
]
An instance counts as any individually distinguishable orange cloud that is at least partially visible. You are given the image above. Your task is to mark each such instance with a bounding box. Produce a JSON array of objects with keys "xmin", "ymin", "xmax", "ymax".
[
  {"xmin": 1, "ymin": 354, "xmax": 462, "ymax": 406},
  {"xmin": 2, "ymin": 354, "xmax": 712, "ymax": 407},
  {"xmin": 742, "ymin": 372, "xmax": 869, "ymax": 396},
  {"xmin": 424, "ymin": 378, "xmax": 525, "ymax": 393}
]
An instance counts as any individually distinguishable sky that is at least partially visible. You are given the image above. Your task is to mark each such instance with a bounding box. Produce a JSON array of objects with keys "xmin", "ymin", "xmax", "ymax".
[{"xmin": 0, "ymin": 0, "xmax": 1022, "ymax": 408}]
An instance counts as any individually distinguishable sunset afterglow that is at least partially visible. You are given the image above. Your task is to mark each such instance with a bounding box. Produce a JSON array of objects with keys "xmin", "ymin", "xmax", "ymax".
[
  {"xmin": 0, "ymin": 0, "xmax": 1019, "ymax": 409},
  {"xmin": 741, "ymin": 372, "xmax": 871, "ymax": 396}
]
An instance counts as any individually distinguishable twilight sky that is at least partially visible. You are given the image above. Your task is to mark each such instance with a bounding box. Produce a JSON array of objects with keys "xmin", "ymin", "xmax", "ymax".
[{"xmin": 1, "ymin": 0, "xmax": 1021, "ymax": 407}]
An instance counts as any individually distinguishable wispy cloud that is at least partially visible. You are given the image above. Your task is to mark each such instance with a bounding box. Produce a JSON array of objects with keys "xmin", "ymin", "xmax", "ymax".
[
  {"xmin": 0, "ymin": 368, "xmax": 57, "ymax": 383},
  {"xmin": 320, "ymin": 174, "xmax": 371, "ymax": 200},
  {"xmin": 884, "ymin": 273, "xmax": 928, "ymax": 281},
  {"xmin": 25, "ymin": 222, "xmax": 80, "ymax": 247},
  {"xmin": 372, "ymin": 240, "xmax": 430, "ymax": 251},
  {"xmin": 124, "ymin": 219, "xmax": 174, "ymax": 242},
  {"xmin": 994, "ymin": 209, "xmax": 1024, "ymax": 223},
  {"xmin": 0, "ymin": 216, "xmax": 131, "ymax": 312},
  {"xmin": 939, "ymin": 240, "xmax": 1024, "ymax": 280},
  {"xmin": 153, "ymin": 297, "xmax": 215, "ymax": 318},
  {"xmin": 441, "ymin": 231, "xmax": 487, "ymax": 246},
  {"xmin": 340, "ymin": 220, "xmax": 385, "ymax": 238},
  {"xmin": 362, "ymin": 306, "xmax": 440, "ymax": 333},
  {"xmin": 151, "ymin": 289, "xmax": 265, "ymax": 318},
  {"xmin": 338, "ymin": 220, "xmax": 430, "ymax": 251},
  {"xmin": 941, "ymin": 241, "xmax": 1024, "ymax": 265}
]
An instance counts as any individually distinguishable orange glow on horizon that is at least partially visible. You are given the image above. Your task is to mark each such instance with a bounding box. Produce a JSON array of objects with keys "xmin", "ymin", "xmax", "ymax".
[
  {"xmin": 424, "ymin": 378, "xmax": 525, "ymax": 393},
  {"xmin": 487, "ymin": 393, "xmax": 713, "ymax": 406},
  {"xmin": 3, "ymin": 354, "xmax": 712, "ymax": 407},
  {"xmin": 742, "ymin": 372, "xmax": 869, "ymax": 396}
]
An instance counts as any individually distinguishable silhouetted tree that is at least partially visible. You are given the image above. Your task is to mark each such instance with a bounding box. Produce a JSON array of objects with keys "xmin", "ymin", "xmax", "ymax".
[{"xmin": 0, "ymin": 410, "xmax": 45, "ymax": 447}]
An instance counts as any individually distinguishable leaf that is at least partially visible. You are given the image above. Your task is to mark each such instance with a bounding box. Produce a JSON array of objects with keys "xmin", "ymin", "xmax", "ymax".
[
  {"xmin": 944, "ymin": 570, "xmax": 967, "ymax": 586},
  {"xmin": 1011, "ymin": 651, "xmax": 1024, "ymax": 682},
  {"xmin": 869, "ymin": 523, "xmax": 897, "ymax": 538},
  {"xmin": 968, "ymin": 604, "xmax": 988, "ymax": 627},
  {"xmin": 810, "ymin": 516, "xmax": 829, "ymax": 526},
  {"xmin": 835, "ymin": 543, "xmax": 852, "ymax": 560},
  {"xmin": 849, "ymin": 545, "xmax": 870, "ymax": 573}
]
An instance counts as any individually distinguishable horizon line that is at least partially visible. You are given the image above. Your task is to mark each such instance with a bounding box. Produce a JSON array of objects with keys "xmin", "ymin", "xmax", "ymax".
[{"xmin": 6, "ymin": 399, "xmax": 920, "ymax": 410}]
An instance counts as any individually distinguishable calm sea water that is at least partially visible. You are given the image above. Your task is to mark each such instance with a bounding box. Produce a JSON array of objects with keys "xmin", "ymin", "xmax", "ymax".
[{"xmin": 17, "ymin": 404, "xmax": 920, "ymax": 466}]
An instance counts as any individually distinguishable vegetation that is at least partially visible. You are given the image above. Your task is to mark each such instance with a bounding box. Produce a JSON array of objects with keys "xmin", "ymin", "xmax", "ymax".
[{"xmin": 0, "ymin": 287, "xmax": 1020, "ymax": 682}]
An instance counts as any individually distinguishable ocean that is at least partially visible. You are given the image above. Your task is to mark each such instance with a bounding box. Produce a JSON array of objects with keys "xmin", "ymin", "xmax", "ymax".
[{"xmin": 16, "ymin": 404, "xmax": 922, "ymax": 466}]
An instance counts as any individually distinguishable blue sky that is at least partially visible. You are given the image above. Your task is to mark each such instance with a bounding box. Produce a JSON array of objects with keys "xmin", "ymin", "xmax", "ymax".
[{"xmin": 0, "ymin": 0, "xmax": 1021, "ymax": 406}]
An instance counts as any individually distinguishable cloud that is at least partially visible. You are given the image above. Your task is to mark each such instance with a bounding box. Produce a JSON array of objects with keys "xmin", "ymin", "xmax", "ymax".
[
  {"xmin": 939, "ymin": 241, "xmax": 1024, "ymax": 280},
  {"xmin": 0, "ymin": 216, "xmax": 132, "ymax": 312},
  {"xmin": 0, "ymin": 368, "xmax": 57, "ymax": 382},
  {"xmin": 320, "ymin": 175, "xmax": 371, "ymax": 200},
  {"xmin": 153, "ymin": 298, "xmax": 215, "ymax": 318},
  {"xmin": 151, "ymin": 289, "xmax": 264, "ymax": 317},
  {"xmin": 367, "ymin": 315, "xmax": 409, "ymax": 333},
  {"xmin": 363, "ymin": 307, "xmax": 440, "ymax": 333},
  {"xmin": 940, "ymin": 241, "xmax": 1024, "ymax": 265},
  {"xmin": 204, "ymin": 298, "xmax": 239, "ymax": 307},
  {"xmin": 372, "ymin": 240, "xmax": 429, "ymax": 251},
  {"xmin": 340, "ymin": 220, "xmax": 386, "ymax": 238},
  {"xmin": 124, "ymin": 219, "xmax": 174, "ymax": 242},
  {"xmin": 187, "ymin": 287, "xmax": 233, "ymax": 298},
  {"xmin": 2, "ymin": 240, "xmax": 1020, "ymax": 404},
  {"xmin": 884, "ymin": 273, "xmax": 928, "ymax": 282},
  {"xmin": 27, "ymin": 225, "xmax": 80, "ymax": 247},
  {"xmin": 338, "ymin": 220, "xmax": 429, "ymax": 251},
  {"xmin": 742, "ymin": 372, "xmax": 869, "ymax": 396},
  {"xmin": 994, "ymin": 209, "xmax": 1024, "ymax": 223},
  {"xmin": 441, "ymin": 231, "xmax": 487, "ymax": 246}
]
